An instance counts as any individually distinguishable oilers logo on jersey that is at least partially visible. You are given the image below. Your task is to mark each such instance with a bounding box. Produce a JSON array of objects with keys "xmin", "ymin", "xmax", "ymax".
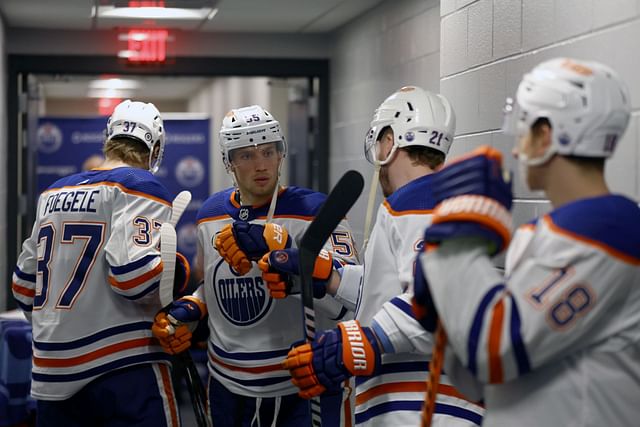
[{"xmin": 212, "ymin": 259, "xmax": 272, "ymax": 326}]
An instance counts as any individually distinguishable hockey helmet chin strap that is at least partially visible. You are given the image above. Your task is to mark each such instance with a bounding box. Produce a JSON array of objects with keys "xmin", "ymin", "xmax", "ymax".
[
  {"xmin": 362, "ymin": 142, "xmax": 396, "ymax": 252},
  {"xmin": 265, "ymin": 160, "xmax": 284, "ymax": 223}
]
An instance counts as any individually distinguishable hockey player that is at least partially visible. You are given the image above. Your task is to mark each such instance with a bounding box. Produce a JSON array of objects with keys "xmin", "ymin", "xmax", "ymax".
[
  {"xmin": 264, "ymin": 87, "xmax": 483, "ymax": 425},
  {"xmin": 412, "ymin": 58, "xmax": 640, "ymax": 426},
  {"xmin": 12, "ymin": 100, "xmax": 189, "ymax": 427},
  {"xmin": 152, "ymin": 105, "xmax": 358, "ymax": 426}
]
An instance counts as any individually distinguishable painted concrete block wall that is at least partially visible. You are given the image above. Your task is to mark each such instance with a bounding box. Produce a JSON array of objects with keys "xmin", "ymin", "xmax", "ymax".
[
  {"xmin": 330, "ymin": 0, "xmax": 441, "ymax": 247},
  {"xmin": 440, "ymin": 0, "xmax": 640, "ymax": 237}
]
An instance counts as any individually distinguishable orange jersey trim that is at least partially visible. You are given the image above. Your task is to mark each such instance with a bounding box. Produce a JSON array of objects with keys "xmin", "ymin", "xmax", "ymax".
[
  {"xmin": 197, "ymin": 214, "xmax": 229, "ymax": 225},
  {"xmin": 383, "ymin": 199, "xmax": 434, "ymax": 217},
  {"xmin": 109, "ymin": 261, "xmax": 163, "ymax": 290},
  {"xmin": 209, "ymin": 353, "xmax": 283, "ymax": 374},
  {"xmin": 355, "ymin": 382, "xmax": 474, "ymax": 406},
  {"xmin": 158, "ymin": 364, "xmax": 180, "ymax": 427},
  {"xmin": 43, "ymin": 181, "xmax": 171, "ymax": 207},
  {"xmin": 33, "ymin": 337, "xmax": 154, "ymax": 368},
  {"xmin": 544, "ymin": 216, "xmax": 640, "ymax": 265},
  {"xmin": 432, "ymin": 210, "xmax": 511, "ymax": 247},
  {"xmin": 12, "ymin": 282, "xmax": 35, "ymax": 298},
  {"xmin": 488, "ymin": 300, "xmax": 505, "ymax": 384}
]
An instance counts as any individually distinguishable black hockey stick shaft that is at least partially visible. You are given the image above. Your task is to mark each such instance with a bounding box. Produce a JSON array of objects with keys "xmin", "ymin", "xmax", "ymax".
[
  {"xmin": 298, "ymin": 170, "xmax": 365, "ymax": 426},
  {"xmin": 178, "ymin": 351, "xmax": 210, "ymax": 427}
]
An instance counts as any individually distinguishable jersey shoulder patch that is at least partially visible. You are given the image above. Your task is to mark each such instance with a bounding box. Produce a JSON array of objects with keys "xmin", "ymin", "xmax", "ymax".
[
  {"xmin": 384, "ymin": 174, "xmax": 437, "ymax": 215},
  {"xmin": 546, "ymin": 195, "xmax": 640, "ymax": 261}
]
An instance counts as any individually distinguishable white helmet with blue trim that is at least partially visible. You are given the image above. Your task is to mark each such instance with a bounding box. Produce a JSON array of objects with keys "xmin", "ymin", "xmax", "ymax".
[
  {"xmin": 503, "ymin": 58, "xmax": 631, "ymax": 165},
  {"xmin": 106, "ymin": 100, "xmax": 165, "ymax": 174},
  {"xmin": 219, "ymin": 105, "xmax": 286, "ymax": 171},
  {"xmin": 364, "ymin": 86, "xmax": 456, "ymax": 166}
]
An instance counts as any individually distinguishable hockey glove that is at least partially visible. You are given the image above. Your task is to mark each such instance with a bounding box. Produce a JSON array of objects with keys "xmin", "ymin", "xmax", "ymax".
[
  {"xmin": 215, "ymin": 222, "xmax": 291, "ymax": 275},
  {"xmin": 411, "ymin": 252, "xmax": 439, "ymax": 333},
  {"xmin": 282, "ymin": 320, "xmax": 381, "ymax": 399},
  {"xmin": 152, "ymin": 296, "xmax": 207, "ymax": 355},
  {"xmin": 258, "ymin": 248, "xmax": 339, "ymax": 299},
  {"xmin": 426, "ymin": 145, "xmax": 513, "ymax": 256},
  {"xmin": 174, "ymin": 252, "xmax": 191, "ymax": 297}
]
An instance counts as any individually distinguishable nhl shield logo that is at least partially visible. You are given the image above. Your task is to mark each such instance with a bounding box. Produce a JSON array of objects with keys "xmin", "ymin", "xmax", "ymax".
[
  {"xmin": 239, "ymin": 208, "xmax": 250, "ymax": 221},
  {"xmin": 212, "ymin": 259, "xmax": 273, "ymax": 326}
]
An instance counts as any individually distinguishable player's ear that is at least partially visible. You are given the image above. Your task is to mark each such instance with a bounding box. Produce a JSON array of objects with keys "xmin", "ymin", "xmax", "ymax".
[{"xmin": 531, "ymin": 121, "xmax": 552, "ymax": 158}]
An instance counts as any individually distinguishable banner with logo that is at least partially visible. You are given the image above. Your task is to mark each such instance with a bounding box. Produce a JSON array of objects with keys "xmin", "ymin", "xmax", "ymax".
[{"xmin": 37, "ymin": 117, "xmax": 210, "ymax": 266}]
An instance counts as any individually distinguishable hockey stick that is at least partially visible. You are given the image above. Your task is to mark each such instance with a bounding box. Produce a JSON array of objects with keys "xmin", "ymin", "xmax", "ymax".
[
  {"xmin": 299, "ymin": 170, "xmax": 365, "ymax": 427},
  {"xmin": 159, "ymin": 190, "xmax": 192, "ymax": 306},
  {"xmin": 160, "ymin": 223, "xmax": 211, "ymax": 427},
  {"xmin": 421, "ymin": 320, "xmax": 446, "ymax": 427},
  {"xmin": 159, "ymin": 192, "xmax": 211, "ymax": 427}
]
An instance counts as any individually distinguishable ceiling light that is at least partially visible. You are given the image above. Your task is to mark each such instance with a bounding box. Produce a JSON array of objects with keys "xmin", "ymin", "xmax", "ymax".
[
  {"xmin": 96, "ymin": 6, "xmax": 214, "ymax": 20},
  {"xmin": 89, "ymin": 78, "xmax": 141, "ymax": 90},
  {"xmin": 87, "ymin": 88, "xmax": 133, "ymax": 99}
]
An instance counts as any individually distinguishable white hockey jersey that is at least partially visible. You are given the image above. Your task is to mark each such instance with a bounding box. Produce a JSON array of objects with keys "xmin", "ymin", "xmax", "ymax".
[
  {"xmin": 194, "ymin": 187, "xmax": 358, "ymax": 398},
  {"xmin": 423, "ymin": 194, "xmax": 640, "ymax": 426},
  {"xmin": 337, "ymin": 174, "xmax": 483, "ymax": 426},
  {"xmin": 12, "ymin": 167, "xmax": 173, "ymax": 400}
]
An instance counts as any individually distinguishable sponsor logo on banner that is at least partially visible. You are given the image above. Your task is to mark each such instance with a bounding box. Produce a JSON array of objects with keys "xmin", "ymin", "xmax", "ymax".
[
  {"xmin": 175, "ymin": 156, "xmax": 205, "ymax": 187},
  {"xmin": 37, "ymin": 123, "xmax": 63, "ymax": 153},
  {"xmin": 212, "ymin": 259, "xmax": 272, "ymax": 326}
]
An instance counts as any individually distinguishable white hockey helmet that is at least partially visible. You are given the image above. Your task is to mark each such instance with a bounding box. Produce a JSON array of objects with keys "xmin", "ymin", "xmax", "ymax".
[
  {"xmin": 364, "ymin": 86, "xmax": 456, "ymax": 165},
  {"xmin": 220, "ymin": 105, "xmax": 286, "ymax": 171},
  {"xmin": 106, "ymin": 100, "xmax": 165, "ymax": 174},
  {"xmin": 503, "ymin": 58, "xmax": 631, "ymax": 161}
]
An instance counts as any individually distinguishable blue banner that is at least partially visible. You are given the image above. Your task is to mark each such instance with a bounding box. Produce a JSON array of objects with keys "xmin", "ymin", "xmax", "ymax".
[{"xmin": 37, "ymin": 117, "xmax": 210, "ymax": 266}]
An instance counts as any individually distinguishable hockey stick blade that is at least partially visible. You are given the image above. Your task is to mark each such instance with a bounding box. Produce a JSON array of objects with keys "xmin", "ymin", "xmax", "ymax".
[
  {"xmin": 158, "ymin": 222, "xmax": 211, "ymax": 427},
  {"xmin": 170, "ymin": 190, "xmax": 192, "ymax": 227},
  {"xmin": 298, "ymin": 170, "xmax": 364, "ymax": 427},
  {"xmin": 159, "ymin": 223, "xmax": 178, "ymax": 308},
  {"xmin": 299, "ymin": 170, "xmax": 364, "ymax": 321}
]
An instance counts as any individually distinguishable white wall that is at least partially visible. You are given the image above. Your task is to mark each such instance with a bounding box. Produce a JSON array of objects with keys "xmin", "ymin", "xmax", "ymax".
[
  {"xmin": 440, "ymin": 0, "xmax": 640, "ymax": 231},
  {"xmin": 330, "ymin": 0, "xmax": 441, "ymax": 247}
]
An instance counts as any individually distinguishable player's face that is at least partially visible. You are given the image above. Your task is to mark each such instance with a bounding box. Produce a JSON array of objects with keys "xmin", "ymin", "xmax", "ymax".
[{"xmin": 229, "ymin": 143, "xmax": 283, "ymax": 203}]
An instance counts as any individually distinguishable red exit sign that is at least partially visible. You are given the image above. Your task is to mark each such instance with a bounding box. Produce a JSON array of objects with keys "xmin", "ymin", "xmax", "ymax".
[{"xmin": 126, "ymin": 29, "xmax": 168, "ymax": 63}]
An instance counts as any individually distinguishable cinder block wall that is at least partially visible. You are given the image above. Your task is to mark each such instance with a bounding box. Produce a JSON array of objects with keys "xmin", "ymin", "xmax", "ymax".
[
  {"xmin": 330, "ymin": 0, "xmax": 441, "ymax": 247},
  {"xmin": 440, "ymin": 0, "xmax": 640, "ymax": 231}
]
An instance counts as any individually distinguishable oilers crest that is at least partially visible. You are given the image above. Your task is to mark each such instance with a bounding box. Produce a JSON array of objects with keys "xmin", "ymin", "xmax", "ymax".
[{"xmin": 212, "ymin": 259, "xmax": 273, "ymax": 326}]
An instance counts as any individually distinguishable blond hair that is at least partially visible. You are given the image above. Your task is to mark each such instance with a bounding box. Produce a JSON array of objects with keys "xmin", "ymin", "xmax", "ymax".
[{"xmin": 103, "ymin": 137, "xmax": 150, "ymax": 169}]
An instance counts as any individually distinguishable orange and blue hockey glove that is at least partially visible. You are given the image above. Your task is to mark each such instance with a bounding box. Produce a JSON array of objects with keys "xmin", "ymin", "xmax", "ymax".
[
  {"xmin": 152, "ymin": 296, "xmax": 207, "ymax": 355},
  {"xmin": 215, "ymin": 221, "xmax": 291, "ymax": 275},
  {"xmin": 258, "ymin": 248, "xmax": 339, "ymax": 299},
  {"xmin": 282, "ymin": 320, "xmax": 381, "ymax": 399},
  {"xmin": 425, "ymin": 145, "xmax": 513, "ymax": 256}
]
